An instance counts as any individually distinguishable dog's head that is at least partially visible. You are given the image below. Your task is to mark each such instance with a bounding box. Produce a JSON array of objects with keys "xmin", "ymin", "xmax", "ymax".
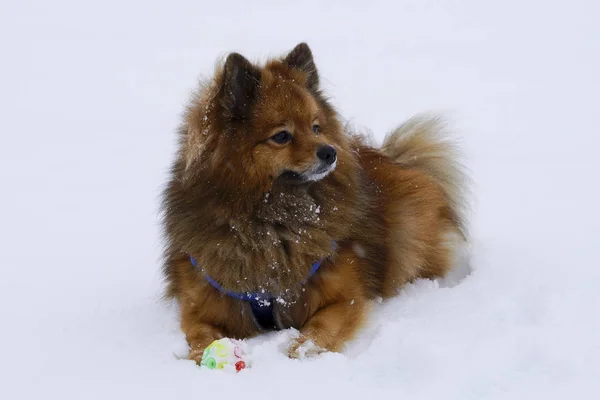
[{"xmin": 182, "ymin": 43, "xmax": 347, "ymax": 194}]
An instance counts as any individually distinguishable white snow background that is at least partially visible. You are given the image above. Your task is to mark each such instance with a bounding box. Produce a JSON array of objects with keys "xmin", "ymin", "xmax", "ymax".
[{"xmin": 1, "ymin": 1, "xmax": 599, "ymax": 398}]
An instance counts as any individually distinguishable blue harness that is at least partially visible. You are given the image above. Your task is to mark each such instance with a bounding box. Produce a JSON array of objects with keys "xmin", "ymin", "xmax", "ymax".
[
  {"xmin": 189, "ymin": 244, "xmax": 334, "ymax": 330},
  {"xmin": 190, "ymin": 242, "xmax": 337, "ymax": 330}
]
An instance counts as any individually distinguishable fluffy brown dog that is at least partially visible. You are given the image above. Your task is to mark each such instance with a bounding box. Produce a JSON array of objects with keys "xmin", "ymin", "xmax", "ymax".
[{"xmin": 161, "ymin": 43, "xmax": 467, "ymax": 362}]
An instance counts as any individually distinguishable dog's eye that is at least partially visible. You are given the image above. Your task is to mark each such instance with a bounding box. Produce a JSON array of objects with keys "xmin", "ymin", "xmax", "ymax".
[
  {"xmin": 312, "ymin": 124, "xmax": 321, "ymax": 135},
  {"xmin": 271, "ymin": 131, "xmax": 292, "ymax": 144}
]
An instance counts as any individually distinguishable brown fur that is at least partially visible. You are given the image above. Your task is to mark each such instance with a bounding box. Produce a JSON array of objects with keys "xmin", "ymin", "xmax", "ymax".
[{"xmin": 161, "ymin": 43, "xmax": 468, "ymax": 361}]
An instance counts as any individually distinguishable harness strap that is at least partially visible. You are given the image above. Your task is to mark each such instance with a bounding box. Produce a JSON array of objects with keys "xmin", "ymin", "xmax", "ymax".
[{"xmin": 189, "ymin": 242, "xmax": 336, "ymax": 330}]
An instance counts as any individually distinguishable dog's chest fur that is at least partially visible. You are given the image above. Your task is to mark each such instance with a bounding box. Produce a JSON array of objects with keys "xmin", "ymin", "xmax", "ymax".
[
  {"xmin": 192, "ymin": 183, "xmax": 334, "ymax": 300},
  {"xmin": 256, "ymin": 185, "xmax": 322, "ymax": 238}
]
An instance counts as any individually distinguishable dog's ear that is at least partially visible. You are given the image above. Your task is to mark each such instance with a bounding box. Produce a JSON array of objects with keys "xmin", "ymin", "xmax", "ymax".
[
  {"xmin": 220, "ymin": 53, "xmax": 261, "ymax": 121},
  {"xmin": 285, "ymin": 43, "xmax": 319, "ymax": 92}
]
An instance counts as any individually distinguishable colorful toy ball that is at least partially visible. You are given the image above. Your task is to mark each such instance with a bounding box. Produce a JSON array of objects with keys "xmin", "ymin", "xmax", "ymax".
[{"xmin": 200, "ymin": 338, "xmax": 248, "ymax": 372}]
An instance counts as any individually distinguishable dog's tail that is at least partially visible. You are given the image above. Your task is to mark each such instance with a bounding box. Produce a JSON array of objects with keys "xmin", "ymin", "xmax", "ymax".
[{"xmin": 381, "ymin": 115, "xmax": 469, "ymax": 237}]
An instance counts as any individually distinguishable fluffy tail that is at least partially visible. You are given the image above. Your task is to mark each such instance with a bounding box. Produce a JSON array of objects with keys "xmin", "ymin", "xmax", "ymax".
[{"xmin": 381, "ymin": 115, "xmax": 469, "ymax": 238}]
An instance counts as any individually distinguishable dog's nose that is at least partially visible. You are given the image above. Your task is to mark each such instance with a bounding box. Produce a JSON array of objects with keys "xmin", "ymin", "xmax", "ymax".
[{"xmin": 316, "ymin": 145, "xmax": 337, "ymax": 165}]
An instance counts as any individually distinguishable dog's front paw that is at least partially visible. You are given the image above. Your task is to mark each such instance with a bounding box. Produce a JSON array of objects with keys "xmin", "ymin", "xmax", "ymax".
[
  {"xmin": 287, "ymin": 336, "xmax": 327, "ymax": 359},
  {"xmin": 188, "ymin": 347, "xmax": 205, "ymax": 365},
  {"xmin": 187, "ymin": 339, "xmax": 213, "ymax": 365}
]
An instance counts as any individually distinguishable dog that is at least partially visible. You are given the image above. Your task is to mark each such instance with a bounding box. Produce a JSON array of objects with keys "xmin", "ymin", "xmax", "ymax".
[{"xmin": 161, "ymin": 43, "xmax": 468, "ymax": 362}]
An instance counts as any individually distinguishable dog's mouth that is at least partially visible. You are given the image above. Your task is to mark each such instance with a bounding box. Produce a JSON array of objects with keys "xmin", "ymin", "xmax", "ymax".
[
  {"xmin": 279, "ymin": 170, "xmax": 305, "ymax": 183},
  {"xmin": 278, "ymin": 160, "xmax": 337, "ymax": 184}
]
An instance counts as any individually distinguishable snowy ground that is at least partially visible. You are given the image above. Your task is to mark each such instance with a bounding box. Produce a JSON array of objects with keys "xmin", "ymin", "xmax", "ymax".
[{"xmin": 2, "ymin": 1, "xmax": 599, "ymax": 398}]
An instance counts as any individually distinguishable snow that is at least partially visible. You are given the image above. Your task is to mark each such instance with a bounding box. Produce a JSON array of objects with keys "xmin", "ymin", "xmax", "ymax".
[{"xmin": 1, "ymin": 0, "xmax": 599, "ymax": 398}]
